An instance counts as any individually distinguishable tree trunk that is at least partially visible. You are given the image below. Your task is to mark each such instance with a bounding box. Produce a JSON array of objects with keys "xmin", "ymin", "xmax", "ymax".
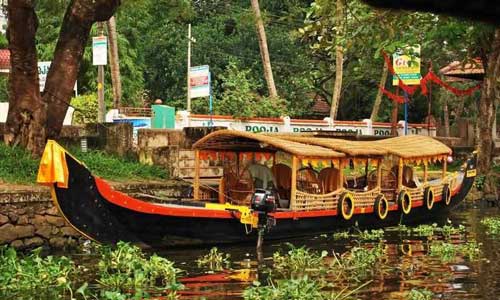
[
  {"xmin": 43, "ymin": 0, "xmax": 121, "ymax": 139},
  {"xmin": 370, "ymin": 62, "xmax": 389, "ymax": 121},
  {"xmin": 477, "ymin": 28, "xmax": 500, "ymax": 174},
  {"xmin": 250, "ymin": 0, "xmax": 278, "ymax": 98},
  {"xmin": 107, "ymin": 16, "xmax": 122, "ymax": 108},
  {"xmin": 4, "ymin": 0, "xmax": 46, "ymax": 156},
  {"xmin": 330, "ymin": 0, "xmax": 345, "ymax": 120},
  {"xmin": 442, "ymin": 90, "xmax": 450, "ymax": 137}
]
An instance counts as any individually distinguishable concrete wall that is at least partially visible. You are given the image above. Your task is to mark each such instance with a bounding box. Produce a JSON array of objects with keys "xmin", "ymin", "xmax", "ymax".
[
  {"xmin": 0, "ymin": 190, "xmax": 81, "ymax": 250},
  {"xmin": 137, "ymin": 127, "xmax": 224, "ymax": 178},
  {"xmin": 0, "ymin": 182, "xmax": 190, "ymax": 250}
]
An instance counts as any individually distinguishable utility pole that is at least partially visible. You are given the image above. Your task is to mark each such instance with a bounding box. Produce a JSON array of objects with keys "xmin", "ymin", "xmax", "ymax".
[
  {"xmin": 187, "ymin": 23, "xmax": 192, "ymax": 112},
  {"xmin": 97, "ymin": 22, "xmax": 105, "ymax": 123}
]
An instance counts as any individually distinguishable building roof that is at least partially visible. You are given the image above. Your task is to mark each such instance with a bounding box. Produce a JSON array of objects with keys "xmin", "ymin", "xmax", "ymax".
[
  {"xmin": 0, "ymin": 49, "xmax": 9, "ymax": 73},
  {"xmin": 275, "ymin": 136, "xmax": 387, "ymax": 157},
  {"xmin": 373, "ymin": 135, "xmax": 452, "ymax": 159},
  {"xmin": 439, "ymin": 58, "xmax": 484, "ymax": 81},
  {"xmin": 193, "ymin": 130, "xmax": 345, "ymax": 158}
]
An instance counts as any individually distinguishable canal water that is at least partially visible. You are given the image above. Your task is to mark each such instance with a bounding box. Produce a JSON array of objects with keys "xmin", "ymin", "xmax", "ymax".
[{"xmin": 71, "ymin": 205, "xmax": 500, "ymax": 300}]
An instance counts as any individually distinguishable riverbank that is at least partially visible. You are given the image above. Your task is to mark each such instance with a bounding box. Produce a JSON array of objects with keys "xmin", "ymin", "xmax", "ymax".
[{"xmin": 0, "ymin": 179, "xmax": 189, "ymax": 250}]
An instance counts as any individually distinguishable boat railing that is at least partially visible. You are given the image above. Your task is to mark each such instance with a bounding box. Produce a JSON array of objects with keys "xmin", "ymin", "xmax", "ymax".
[
  {"xmin": 404, "ymin": 186, "xmax": 425, "ymax": 203},
  {"xmin": 351, "ymin": 188, "xmax": 382, "ymax": 208},
  {"xmin": 292, "ymin": 187, "xmax": 382, "ymax": 211},
  {"xmin": 293, "ymin": 190, "xmax": 343, "ymax": 211}
]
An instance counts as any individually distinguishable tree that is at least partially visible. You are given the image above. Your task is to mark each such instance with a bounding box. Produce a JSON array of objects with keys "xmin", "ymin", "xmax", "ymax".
[
  {"xmin": 330, "ymin": 0, "xmax": 345, "ymax": 120},
  {"xmin": 4, "ymin": 0, "xmax": 121, "ymax": 155},
  {"xmin": 107, "ymin": 16, "xmax": 122, "ymax": 108},
  {"xmin": 477, "ymin": 28, "xmax": 499, "ymax": 173},
  {"xmin": 250, "ymin": 0, "xmax": 278, "ymax": 98},
  {"xmin": 4, "ymin": 0, "xmax": 45, "ymax": 154}
]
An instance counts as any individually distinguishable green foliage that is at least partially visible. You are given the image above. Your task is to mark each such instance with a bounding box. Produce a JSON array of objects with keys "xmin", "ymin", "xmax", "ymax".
[
  {"xmin": 0, "ymin": 76, "xmax": 8, "ymax": 102},
  {"xmin": 70, "ymin": 94, "xmax": 101, "ymax": 125},
  {"xmin": 407, "ymin": 288, "xmax": 433, "ymax": 300},
  {"xmin": 213, "ymin": 60, "xmax": 287, "ymax": 118},
  {"xmin": 0, "ymin": 246, "xmax": 77, "ymax": 299},
  {"xmin": 0, "ymin": 143, "xmax": 39, "ymax": 184},
  {"xmin": 273, "ymin": 244, "xmax": 328, "ymax": 277},
  {"xmin": 97, "ymin": 241, "xmax": 183, "ymax": 299},
  {"xmin": 196, "ymin": 247, "xmax": 231, "ymax": 271},
  {"xmin": 0, "ymin": 142, "xmax": 166, "ymax": 184},
  {"xmin": 243, "ymin": 276, "xmax": 325, "ymax": 300},
  {"xmin": 357, "ymin": 229, "xmax": 385, "ymax": 241},
  {"xmin": 481, "ymin": 217, "xmax": 500, "ymax": 235},
  {"xmin": 70, "ymin": 148, "xmax": 168, "ymax": 181},
  {"xmin": 429, "ymin": 241, "xmax": 481, "ymax": 262},
  {"xmin": 474, "ymin": 175, "xmax": 486, "ymax": 191}
]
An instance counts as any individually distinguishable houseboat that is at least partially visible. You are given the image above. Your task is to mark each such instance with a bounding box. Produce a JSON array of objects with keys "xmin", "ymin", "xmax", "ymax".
[{"xmin": 37, "ymin": 130, "xmax": 477, "ymax": 247}]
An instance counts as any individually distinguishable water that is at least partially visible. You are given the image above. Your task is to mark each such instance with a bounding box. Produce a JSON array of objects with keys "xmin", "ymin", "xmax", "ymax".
[{"xmin": 72, "ymin": 205, "xmax": 500, "ymax": 300}]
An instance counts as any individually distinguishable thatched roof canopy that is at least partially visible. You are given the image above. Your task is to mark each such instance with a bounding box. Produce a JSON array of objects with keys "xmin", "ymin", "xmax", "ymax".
[
  {"xmin": 193, "ymin": 130, "xmax": 345, "ymax": 158},
  {"xmin": 276, "ymin": 136, "xmax": 388, "ymax": 157},
  {"xmin": 373, "ymin": 135, "xmax": 452, "ymax": 159}
]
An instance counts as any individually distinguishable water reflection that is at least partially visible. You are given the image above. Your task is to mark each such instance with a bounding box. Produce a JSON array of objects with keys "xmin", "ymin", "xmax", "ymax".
[
  {"xmin": 55, "ymin": 206, "xmax": 499, "ymax": 299},
  {"xmin": 155, "ymin": 206, "xmax": 499, "ymax": 300}
]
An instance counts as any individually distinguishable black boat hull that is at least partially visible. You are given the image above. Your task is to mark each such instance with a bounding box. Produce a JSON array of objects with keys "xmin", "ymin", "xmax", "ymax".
[{"xmin": 53, "ymin": 153, "xmax": 477, "ymax": 248}]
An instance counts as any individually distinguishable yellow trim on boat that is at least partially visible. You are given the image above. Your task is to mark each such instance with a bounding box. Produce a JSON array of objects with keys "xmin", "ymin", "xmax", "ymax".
[{"xmin": 205, "ymin": 203, "xmax": 258, "ymax": 228}]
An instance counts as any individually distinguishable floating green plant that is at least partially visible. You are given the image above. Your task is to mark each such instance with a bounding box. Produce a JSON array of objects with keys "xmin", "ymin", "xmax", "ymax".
[
  {"xmin": 196, "ymin": 247, "xmax": 231, "ymax": 271},
  {"xmin": 357, "ymin": 229, "xmax": 385, "ymax": 241},
  {"xmin": 97, "ymin": 241, "xmax": 182, "ymax": 299},
  {"xmin": 481, "ymin": 217, "xmax": 500, "ymax": 235},
  {"xmin": 0, "ymin": 246, "xmax": 78, "ymax": 299},
  {"xmin": 429, "ymin": 240, "xmax": 481, "ymax": 262},
  {"xmin": 273, "ymin": 244, "xmax": 328, "ymax": 277},
  {"xmin": 333, "ymin": 230, "xmax": 350, "ymax": 240},
  {"xmin": 407, "ymin": 288, "xmax": 433, "ymax": 300}
]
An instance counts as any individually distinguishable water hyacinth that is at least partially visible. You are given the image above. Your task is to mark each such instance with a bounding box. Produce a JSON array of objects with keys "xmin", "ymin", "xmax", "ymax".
[
  {"xmin": 480, "ymin": 217, "xmax": 500, "ymax": 235},
  {"xmin": 97, "ymin": 241, "xmax": 183, "ymax": 299},
  {"xmin": 0, "ymin": 246, "xmax": 77, "ymax": 299},
  {"xmin": 196, "ymin": 247, "xmax": 231, "ymax": 271}
]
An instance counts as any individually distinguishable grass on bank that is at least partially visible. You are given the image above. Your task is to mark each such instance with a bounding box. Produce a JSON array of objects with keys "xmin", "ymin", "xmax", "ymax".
[{"xmin": 0, "ymin": 143, "xmax": 167, "ymax": 184}]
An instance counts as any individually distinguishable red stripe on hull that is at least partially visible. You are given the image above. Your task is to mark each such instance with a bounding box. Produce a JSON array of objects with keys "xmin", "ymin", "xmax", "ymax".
[{"xmin": 95, "ymin": 177, "xmax": 463, "ymax": 221}]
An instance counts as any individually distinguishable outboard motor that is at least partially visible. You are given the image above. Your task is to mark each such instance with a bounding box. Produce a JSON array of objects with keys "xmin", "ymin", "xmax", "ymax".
[{"xmin": 251, "ymin": 188, "xmax": 277, "ymax": 230}]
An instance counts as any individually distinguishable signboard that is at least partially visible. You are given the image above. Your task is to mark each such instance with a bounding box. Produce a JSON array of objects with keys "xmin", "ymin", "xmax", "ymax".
[
  {"xmin": 189, "ymin": 65, "xmax": 210, "ymax": 98},
  {"xmin": 392, "ymin": 45, "xmax": 421, "ymax": 86},
  {"xmin": 176, "ymin": 114, "xmax": 436, "ymax": 137},
  {"xmin": 92, "ymin": 36, "xmax": 108, "ymax": 66},
  {"xmin": 38, "ymin": 61, "xmax": 77, "ymax": 92}
]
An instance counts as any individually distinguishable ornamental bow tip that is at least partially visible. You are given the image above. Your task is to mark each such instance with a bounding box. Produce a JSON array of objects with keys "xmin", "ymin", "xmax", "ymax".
[{"xmin": 36, "ymin": 140, "xmax": 69, "ymax": 188}]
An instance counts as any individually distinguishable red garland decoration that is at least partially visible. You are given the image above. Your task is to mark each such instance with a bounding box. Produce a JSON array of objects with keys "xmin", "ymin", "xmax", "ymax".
[
  {"xmin": 379, "ymin": 86, "xmax": 406, "ymax": 104},
  {"xmin": 420, "ymin": 71, "xmax": 482, "ymax": 96},
  {"xmin": 380, "ymin": 50, "xmax": 482, "ymax": 103}
]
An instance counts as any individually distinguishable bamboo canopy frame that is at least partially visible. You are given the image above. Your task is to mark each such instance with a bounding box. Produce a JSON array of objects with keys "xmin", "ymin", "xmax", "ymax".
[
  {"xmin": 194, "ymin": 130, "xmax": 345, "ymax": 158},
  {"xmin": 192, "ymin": 130, "xmax": 453, "ymax": 201}
]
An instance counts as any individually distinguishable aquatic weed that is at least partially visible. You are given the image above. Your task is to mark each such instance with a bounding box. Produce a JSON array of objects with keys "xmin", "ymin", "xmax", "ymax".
[
  {"xmin": 460, "ymin": 241, "xmax": 482, "ymax": 260},
  {"xmin": 243, "ymin": 276, "xmax": 325, "ymax": 300},
  {"xmin": 357, "ymin": 229, "xmax": 385, "ymax": 241},
  {"xmin": 407, "ymin": 288, "xmax": 433, "ymax": 300},
  {"xmin": 273, "ymin": 244, "xmax": 328, "ymax": 276},
  {"xmin": 196, "ymin": 247, "xmax": 231, "ymax": 271},
  {"xmin": 480, "ymin": 217, "xmax": 500, "ymax": 235},
  {"xmin": 97, "ymin": 241, "xmax": 182, "ymax": 299},
  {"xmin": 333, "ymin": 230, "xmax": 350, "ymax": 240},
  {"xmin": 413, "ymin": 224, "xmax": 437, "ymax": 237},
  {"xmin": 429, "ymin": 241, "xmax": 457, "ymax": 262},
  {"xmin": 0, "ymin": 246, "xmax": 78, "ymax": 299}
]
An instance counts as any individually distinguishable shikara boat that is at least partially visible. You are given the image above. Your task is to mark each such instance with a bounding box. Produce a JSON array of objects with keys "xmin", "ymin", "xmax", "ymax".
[{"xmin": 37, "ymin": 130, "xmax": 477, "ymax": 247}]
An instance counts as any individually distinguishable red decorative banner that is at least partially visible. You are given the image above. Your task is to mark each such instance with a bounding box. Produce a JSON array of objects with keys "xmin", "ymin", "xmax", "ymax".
[
  {"xmin": 379, "ymin": 86, "xmax": 406, "ymax": 104},
  {"xmin": 420, "ymin": 71, "xmax": 482, "ymax": 96},
  {"xmin": 380, "ymin": 50, "xmax": 482, "ymax": 102}
]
